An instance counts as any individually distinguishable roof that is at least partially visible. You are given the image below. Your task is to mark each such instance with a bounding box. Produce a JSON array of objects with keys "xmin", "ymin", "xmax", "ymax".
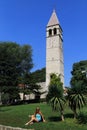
[{"xmin": 47, "ymin": 10, "xmax": 60, "ymax": 27}]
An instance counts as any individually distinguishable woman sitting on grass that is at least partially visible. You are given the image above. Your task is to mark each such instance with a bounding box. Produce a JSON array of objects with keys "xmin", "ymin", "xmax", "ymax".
[{"xmin": 25, "ymin": 107, "xmax": 46, "ymax": 125}]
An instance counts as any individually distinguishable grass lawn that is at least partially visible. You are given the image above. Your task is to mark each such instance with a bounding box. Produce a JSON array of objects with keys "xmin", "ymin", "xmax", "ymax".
[{"xmin": 0, "ymin": 103, "xmax": 87, "ymax": 130}]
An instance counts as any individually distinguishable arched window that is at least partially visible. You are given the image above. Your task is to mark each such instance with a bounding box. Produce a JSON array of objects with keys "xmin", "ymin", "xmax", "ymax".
[
  {"xmin": 49, "ymin": 29, "xmax": 52, "ymax": 36},
  {"xmin": 53, "ymin": 28, "xmax": 57, "ymax": 35}
]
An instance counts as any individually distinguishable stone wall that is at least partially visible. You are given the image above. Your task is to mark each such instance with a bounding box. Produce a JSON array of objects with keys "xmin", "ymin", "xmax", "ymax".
[
  {"xmin": 37, "ymin": 82, "xmax": 47, "ymax": 98},
  {"xmin": 19, "ymin": 82, "xmax": 46, "ymax": 100},
  {"xmin": 0, "ymin": 125, "xmax": 34, "ymax": 130}
]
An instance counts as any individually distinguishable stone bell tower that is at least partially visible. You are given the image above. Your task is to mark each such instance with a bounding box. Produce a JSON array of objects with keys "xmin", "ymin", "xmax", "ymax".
[{"xmin": 46, "ymin": 10, "xmax": 64, "ymax": 88}]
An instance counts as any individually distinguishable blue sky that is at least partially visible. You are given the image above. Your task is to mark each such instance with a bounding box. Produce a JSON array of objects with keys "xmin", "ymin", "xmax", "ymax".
[{"xmin": 0, "ymin": 0, "xmax": 87, "ymax": 86}]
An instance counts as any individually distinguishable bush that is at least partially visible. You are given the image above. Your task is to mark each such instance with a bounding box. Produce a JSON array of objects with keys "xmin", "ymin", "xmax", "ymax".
[
  {"xmin": 1, "ymin": 93, "xmax": 10, "ymax": 105},
  {"xmin": 77, "ymin": 112, "xmax": 87, "ymax": 124}
]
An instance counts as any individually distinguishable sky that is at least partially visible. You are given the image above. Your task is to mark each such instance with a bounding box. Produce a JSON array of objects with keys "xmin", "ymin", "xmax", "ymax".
[{"xmin": 0, "ymin": 0, "xmax": 87, "ymax": 86}]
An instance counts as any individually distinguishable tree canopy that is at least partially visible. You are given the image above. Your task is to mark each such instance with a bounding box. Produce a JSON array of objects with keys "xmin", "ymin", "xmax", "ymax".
[
  {"xmin": 0, "ymin": 41, "xmax": 33, "ymax": 104},
  {"xmin": 28, "ymin": 68, "xmax": 46, "ymax": 84},
  {"xmin": 70, "ymin": 60, "xmax": 87, "ymax": 87}
]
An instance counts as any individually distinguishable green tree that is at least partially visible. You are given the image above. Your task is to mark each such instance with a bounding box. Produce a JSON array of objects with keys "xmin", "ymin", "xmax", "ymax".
[
  {"xmin": 20, "ymin": 67, "xmax": 46, "ymax": 100},
  {"xmin": 27, "ymin": 68, "xmax": 46, "ymax": 84},
  {"xmin": 46, "ymin": 73, "xmax": 66, "ymax": 121},
  {"xmin": 17, "ymin": 44, "xmax": 33, "ymax": 84},
  {"xmin": 0, "ymin": 42, "xmax": 33, "ymax": 104},
  {"xmin": 70, "ymin": 60, "xmax": 87, "ymax": 86},
  {"xmin": 67, "ymin": 81, "xmax": 87, "ymax": 118},
  {"xmin": 68, "ymin": 60, "xmax": 87, "ymax": 118}
]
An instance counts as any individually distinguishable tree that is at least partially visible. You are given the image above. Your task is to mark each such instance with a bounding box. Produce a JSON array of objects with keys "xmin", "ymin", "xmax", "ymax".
[
  {"xmin": 67, "ymin": 81, "xmax": 87, "ymax": 118},
  {"xmin": 70, "ymin": 60, "xmax": 87, "ymax": 87},
  {"xmin": 17, "ymin": 44, "xmax": 33, "ymax": 84},
  {"xmin": 46, "ymin": 73, "xmax": 66, "ymax": 121},
  {"xmin": 19, "ymin": 67, "xmax": 46, "ymax": 101},
  {"xmin": 68, "ymin": 60, "xmax": 87, "ymax": 118},
  {"xmin": 28, "ymin": 84, "xmax": 45, "ymax": 101},
  {"xmin": 27, "ymin": 68, "xmax": 46, "ymax": 84},
  {"xmin": 0, "ymin": 42, "xmax": 33, "ymax": 104}
]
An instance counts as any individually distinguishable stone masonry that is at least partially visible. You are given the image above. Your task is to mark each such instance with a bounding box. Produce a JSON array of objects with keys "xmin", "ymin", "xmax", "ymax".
[{"xmin": 0, "ymin": 125, "xmax": 34, "ymax": 130}]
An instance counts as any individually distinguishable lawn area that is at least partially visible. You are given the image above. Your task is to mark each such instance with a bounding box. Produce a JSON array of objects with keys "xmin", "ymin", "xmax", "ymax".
[{"xmin": 0, "ymin": 103, "xmax": 87, "ymax": 130}]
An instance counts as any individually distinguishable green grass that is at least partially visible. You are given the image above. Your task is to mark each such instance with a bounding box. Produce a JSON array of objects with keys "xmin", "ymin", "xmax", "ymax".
[{"xmin": 0, "ymin": 103, "xmax": 87, "ymax": 130}]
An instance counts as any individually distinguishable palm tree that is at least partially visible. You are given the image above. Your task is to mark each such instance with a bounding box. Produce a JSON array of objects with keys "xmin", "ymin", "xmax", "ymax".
[
  {"xmin": 46, "ymin": 74, "xmax": 66, "ymax": 121},
  {"xmin": 67, "ymin": 81, "xmax": 87, "ymax": 119}
]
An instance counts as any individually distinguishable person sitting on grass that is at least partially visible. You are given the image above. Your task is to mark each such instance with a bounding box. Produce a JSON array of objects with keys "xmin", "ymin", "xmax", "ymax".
[{"xmin": 25, "ymin": 107, "xmax": 46, "ymax": 125}]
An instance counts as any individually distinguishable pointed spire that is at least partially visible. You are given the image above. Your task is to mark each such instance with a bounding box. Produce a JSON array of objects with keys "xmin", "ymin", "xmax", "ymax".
[{"xmin": 47, "ymin": 10, "xmax": 60, "ymax": 27}]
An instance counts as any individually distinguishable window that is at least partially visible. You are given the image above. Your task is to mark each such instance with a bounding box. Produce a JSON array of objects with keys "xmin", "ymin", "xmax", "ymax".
[
  {"xmin": 54, "ymin": 28, "xmax": 57, "ymax": 35},
  {"xmin": 49, "ymin": 29, "xmax": 52, "ymax": 36}
]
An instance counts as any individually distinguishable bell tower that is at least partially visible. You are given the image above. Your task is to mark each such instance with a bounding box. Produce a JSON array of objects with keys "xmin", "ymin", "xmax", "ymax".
[{"xmin": 46, "ymin": 10, "xmax": 64, "ymax": 88}]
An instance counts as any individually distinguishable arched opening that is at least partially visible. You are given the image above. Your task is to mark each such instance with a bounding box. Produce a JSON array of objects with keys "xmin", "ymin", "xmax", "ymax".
[
  {"xmin": 49, "ymin": 29, "xmax": 52, "ymax": 36},
  {"xmin": 53, "ymin": 28, "xmax": 57, "ymax": 35}
]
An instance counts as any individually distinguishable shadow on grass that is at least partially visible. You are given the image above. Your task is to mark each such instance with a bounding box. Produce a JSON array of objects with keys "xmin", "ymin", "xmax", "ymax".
[
  {"xmin": 77, "ymin": 112, "xmax": 87, "ymax": 124},
  {"xmin": 64, "ymin": 113, "xmax": 74, "ymax": 118},
  {"xmin": 48, "ymin": 113, "xmax": 74, "ymax": 122},
  {"xmin": 48, "ymin": 116, "xmax": 61, "ymax": 122}
]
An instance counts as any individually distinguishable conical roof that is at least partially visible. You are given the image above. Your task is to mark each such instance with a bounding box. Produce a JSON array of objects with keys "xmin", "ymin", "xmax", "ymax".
[{"xmin": 47, "ymin": 10, "xmax": 59, "ymax": 27}]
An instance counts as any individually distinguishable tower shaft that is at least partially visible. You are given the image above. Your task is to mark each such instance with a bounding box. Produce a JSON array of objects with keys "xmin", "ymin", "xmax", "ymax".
[{"xmin": 46, "ymin": 10, "xmax": 64, "ymax": 88}]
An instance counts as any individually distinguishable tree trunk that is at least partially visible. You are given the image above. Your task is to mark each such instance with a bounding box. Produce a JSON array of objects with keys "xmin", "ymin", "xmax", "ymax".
[
  {"xmin": 61, "ymin": 114, "xmax": 64, "ymax": 121},
  {"xmin": 73, "ymin": 110, "xmax": 77, "ymax": 119},
  {"xmin": 61, "ymin": 110, "xmax": 64, "ymax": 121}
]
